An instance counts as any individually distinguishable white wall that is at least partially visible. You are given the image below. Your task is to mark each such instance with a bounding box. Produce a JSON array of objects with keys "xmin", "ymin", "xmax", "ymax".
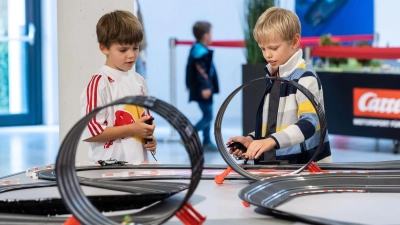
[
  {"xmin": 374, "ymin": 0, "xmax": 400, "ymax": 47},
  {"xmin": 58, "ymin": 0, "xmax": 135, "ymax": 161}
]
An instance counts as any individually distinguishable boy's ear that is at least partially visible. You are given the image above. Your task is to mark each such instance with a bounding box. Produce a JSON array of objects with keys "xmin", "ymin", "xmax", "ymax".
[
  {"xmin": 99, "ymin": 44, "xmax": 109, "ymax": 55},
  {"xmin": 292, "ymin": 33, "xmax": 300, "ymax": 48}
]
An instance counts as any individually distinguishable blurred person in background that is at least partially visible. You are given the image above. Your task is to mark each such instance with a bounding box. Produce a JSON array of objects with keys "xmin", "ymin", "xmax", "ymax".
[{"xmin": 186, "ymin": 21, "xmax": 220, "ymax": 151}]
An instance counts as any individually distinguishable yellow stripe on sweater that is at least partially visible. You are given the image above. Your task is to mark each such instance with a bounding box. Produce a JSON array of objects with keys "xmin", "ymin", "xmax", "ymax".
[
  {"xmin": 262, "ymin": 124, "xmax": 266, "ymax": 137},
  {"xmin": 298, "ymin": 100, "xmax": 316, "ymax": 116},
  {"xmin": 298, "ymin": 101, "xmax": 320, "ymax": 130}
]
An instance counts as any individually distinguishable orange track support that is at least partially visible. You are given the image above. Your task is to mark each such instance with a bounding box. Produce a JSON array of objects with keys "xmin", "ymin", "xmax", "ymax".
[
  {"xmin": 242, "ymin": 201, "xmax": 250, "ymax": 207},
  {"xmin": 63, "ymin": 215, "xmax": 80, "ymax": 225},
  {"xmin": 175, "ymin": 202, "xmax": 206, "ymax": 225},
  {"xmin": 307, "ymin": 161, "xmax": 323, "ymax": 173},
  {"xmin": 214, "ymin": 166, "xmax": 232, "ymax": 184}
]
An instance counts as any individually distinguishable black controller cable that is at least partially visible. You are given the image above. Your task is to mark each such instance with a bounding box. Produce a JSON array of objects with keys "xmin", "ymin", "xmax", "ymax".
[
  {"xmin": 56, "ymin": 95, "xmax": 203, "ymax": 225},
  {"xmin": 214, "ymin": 76, "xmax": 327, "ymax": 180}
]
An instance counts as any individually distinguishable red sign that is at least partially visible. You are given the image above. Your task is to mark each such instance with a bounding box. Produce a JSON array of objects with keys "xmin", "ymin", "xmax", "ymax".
[{"xmin": 353, "ymin": 88, "xmax": 400, "ymax": 119}]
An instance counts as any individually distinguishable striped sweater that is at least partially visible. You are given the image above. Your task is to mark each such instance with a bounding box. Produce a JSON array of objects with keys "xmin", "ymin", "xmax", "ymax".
[{"xmin": 250, "ymin": 49, "xmax": 331, "ymax": 164}]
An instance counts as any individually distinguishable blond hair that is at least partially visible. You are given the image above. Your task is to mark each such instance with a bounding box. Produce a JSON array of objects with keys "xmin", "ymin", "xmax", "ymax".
[
  {"xmin": 253, "ymin": 7, "xmax": 300, "ymax": 44},
  {"xmin": 96, "ymin": 10, "xmax": 143, "ymax": 48}
]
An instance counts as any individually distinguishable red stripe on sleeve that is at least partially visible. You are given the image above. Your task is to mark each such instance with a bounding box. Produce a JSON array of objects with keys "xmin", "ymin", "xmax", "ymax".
[
  {"xmin": 86, "ymin": 76, "xmax": 96, "ymax": 115},
  {"xmin": 91, "ymin": 76, "xmax": 104, "ymax": 133},
  {"xmin": 86, "ymin": 75, "xmax": 104, "ymax": 136}
]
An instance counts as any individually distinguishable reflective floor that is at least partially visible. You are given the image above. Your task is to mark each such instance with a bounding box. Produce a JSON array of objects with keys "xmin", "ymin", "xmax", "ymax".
[{"xmin": 1, "ymin": 124, "xmax": 399, "ymax": 178}]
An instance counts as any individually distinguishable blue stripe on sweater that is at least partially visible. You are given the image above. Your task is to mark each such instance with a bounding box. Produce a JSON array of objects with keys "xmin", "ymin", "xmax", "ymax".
[{"xmin": 296, "ymin": 118, "xmax": 316, "ymax": 140}]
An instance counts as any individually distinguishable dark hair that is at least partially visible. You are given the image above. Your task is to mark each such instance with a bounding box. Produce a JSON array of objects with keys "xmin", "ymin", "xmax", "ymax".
[
  {"xmin": 192, "ymin": 21, "xmax": 211, "ymax": 41},
  {"xmin": 96, "ymin": 10, "xmax": 143, "ymax": 48}
]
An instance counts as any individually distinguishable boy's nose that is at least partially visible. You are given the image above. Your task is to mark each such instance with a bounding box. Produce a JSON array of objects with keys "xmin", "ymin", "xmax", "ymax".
[{"xmin": 127, "ymin": 51, "xmax": 136, "ymax": 59}]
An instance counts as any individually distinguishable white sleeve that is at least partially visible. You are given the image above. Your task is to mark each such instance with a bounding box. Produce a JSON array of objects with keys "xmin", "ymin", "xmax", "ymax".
[{"xmin": 80, "ymin": 75, "xmax": 109, "ymax": 140}]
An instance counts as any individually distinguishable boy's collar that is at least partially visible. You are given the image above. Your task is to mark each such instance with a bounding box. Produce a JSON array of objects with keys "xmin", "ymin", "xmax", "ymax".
[
  {"xmin": 102, "ymin": 65, "xmax": 130, "ymax": 81},
  {"xmin": 102, "ymin": 65, "xmax": 129, "ymax": 73},
  {"xmin": 265, "ymin": 49, "xmax": 304, "ymax": 78}
]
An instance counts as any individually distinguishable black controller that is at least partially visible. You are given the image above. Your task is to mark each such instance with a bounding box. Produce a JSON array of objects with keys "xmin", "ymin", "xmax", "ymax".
[
  {"xmin": 227, "ymin": 142, "xmax": 247, "ymax": 153},
  {"xmin": 145, "ymin": 116, "xmax": 154, "ymax": 125},
  {"xmin": 227, "ymin": 142, "xmax": 247, "ymax": 160},
  {"xmin": 144, "ymin": 116, "xmax": 154, "ymax": 143},
  {"xmin": 145, "ymin": 116, "xmax": 157, "ymax": 161}
]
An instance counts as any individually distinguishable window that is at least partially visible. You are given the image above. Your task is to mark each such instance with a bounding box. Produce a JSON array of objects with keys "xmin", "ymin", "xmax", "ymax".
[{"xmin": 0, "ymin": 0, "xmax": 42, "ymax": 126}]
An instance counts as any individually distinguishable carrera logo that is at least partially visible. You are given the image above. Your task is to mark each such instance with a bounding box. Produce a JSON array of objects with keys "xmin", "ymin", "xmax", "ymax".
[{"xmin": 353, "ymin": 88, "xmax": 400, "ymax": 119}]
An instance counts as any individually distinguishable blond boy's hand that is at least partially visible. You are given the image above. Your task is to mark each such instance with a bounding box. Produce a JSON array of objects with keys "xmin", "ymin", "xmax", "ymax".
[
  {"xmin": 226, "ymin": 136, "xmax": 253, "ymax": 157},
  {"xmin": 244, "ymin": 137, "xmax": 277, "ymax": 159}
]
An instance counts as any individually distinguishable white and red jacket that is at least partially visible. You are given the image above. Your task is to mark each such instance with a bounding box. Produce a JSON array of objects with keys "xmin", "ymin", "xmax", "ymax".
[{"xmin": 80, "ymin": 65, "xmax": 150, "ymax": 163}]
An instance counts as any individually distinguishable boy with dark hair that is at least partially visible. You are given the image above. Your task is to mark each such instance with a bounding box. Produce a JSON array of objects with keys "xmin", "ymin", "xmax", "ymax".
[
  {"xmin": 80, "ymin": 10, "xmax": 157, "ymax": 163},
  {"xmin": 186, "ymin": 21, "xmax": 220, "ymax": 151},
  {"xmin": 228, "ymin": 7, "xmax": 332, "ymax": 164}
]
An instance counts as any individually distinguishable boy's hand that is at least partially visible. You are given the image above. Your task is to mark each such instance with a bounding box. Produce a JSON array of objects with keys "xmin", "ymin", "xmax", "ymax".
[
  {"xmin": 244, "ymin": 138, "xmax": 277, "ymax": 159},
  {"xmin": 226, "ymin": 136, "xmax": 253, "ymax": 157},
  {"xmin": 201, "ymin": 88, "xmax": 212, "ymax": 99},
  {"xmin": 128, "ymin": 116, "xmax": 155, "ymax": 139},
  {"xmin": 145, "ymin": 137, "xmax": 157, "ymax": 154}
]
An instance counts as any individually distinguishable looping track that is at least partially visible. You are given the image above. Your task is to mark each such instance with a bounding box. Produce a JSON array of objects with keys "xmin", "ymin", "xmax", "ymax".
[
  {"xmin": 214, "ymin": 76, "xmax": 327, "ymax": 180},
  {"xmin": 55, "ymin": 95, "xmax": 204, "ymax": 225}
]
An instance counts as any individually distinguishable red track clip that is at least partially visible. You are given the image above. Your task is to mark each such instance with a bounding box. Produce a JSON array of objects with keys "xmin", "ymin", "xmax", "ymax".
[
  {"xmin": 63, "ymin": 215, "xmax": 80, "ymax": 225},
  {"xmin": 175, "ymin": 202, "xmax": 206, "ymax": 225},
  {"xmin": 214, "ymin": 166, "xmax": 232, "ymax": 184},
  {"xmin": 307, "ymin": 161, "xmax": 323, "ymax": 173},
  {"xmin": 242, "ymin": 201, "xmax": 250, "ymax": 207}
]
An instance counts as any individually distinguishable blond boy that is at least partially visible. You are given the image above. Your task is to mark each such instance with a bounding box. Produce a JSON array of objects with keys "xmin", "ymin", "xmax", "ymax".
[{"xmin": 228, "ymin": 7, "xmax": 332, "ymax": 164}]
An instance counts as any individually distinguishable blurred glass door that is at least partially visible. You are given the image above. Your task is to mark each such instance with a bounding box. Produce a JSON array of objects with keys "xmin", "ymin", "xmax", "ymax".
[{"xmin": 0, "ymin": 0, "xmax": 42, "ymax": 126}]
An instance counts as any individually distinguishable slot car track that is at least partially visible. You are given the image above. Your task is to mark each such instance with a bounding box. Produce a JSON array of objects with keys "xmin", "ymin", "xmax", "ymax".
[
  {"xmin": 239, "ymin": 170, "xmax": 400, "ymax": 225},
  {"xmin": 3, "ymin": 163, "xmax": 400, "ymax": 224},
  {"xmin": 0, "ymin": 178, "xmax": 188, "ymax": 216},
  {"xmin": 214, "ymin": 76, "xmax": 400, "ymax": 224},
  {"xmin": 37, "ymin": 162, "xmax": 400, "ymax": 181},
  {"xmin": 3, "ymin": 162, "xmax": 400, "ymax": 224}
]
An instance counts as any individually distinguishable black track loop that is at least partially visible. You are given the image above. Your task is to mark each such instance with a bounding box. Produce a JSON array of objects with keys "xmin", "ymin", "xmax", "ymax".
[
  {"xmin": 55, "ymin": 96, "xmax": 203, "ymax": 225},
  {"xmin": 214, "ymin": 76, "xmax": 327, "ymax": 180}
]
